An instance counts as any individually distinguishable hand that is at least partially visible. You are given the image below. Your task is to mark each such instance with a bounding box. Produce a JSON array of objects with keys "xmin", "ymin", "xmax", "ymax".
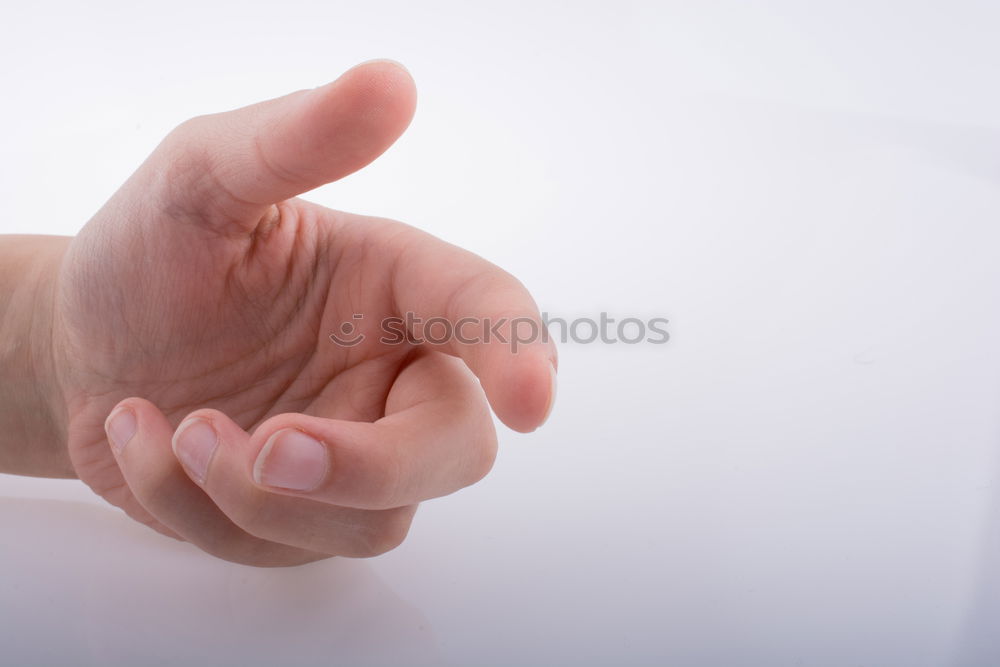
[{"xmin": 52, "ymin": 61, "xmax": 558, "ymax": 567}]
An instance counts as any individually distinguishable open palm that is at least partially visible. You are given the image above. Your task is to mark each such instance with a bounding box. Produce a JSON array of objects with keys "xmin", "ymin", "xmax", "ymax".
[{"xmin": 53, "ymin": 61, "xmax": 557, "ymax": 566}]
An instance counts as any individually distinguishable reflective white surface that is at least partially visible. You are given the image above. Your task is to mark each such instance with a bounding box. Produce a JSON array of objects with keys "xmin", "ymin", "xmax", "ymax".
[{"xmin": 3, "ymin": 2, "xmax": 1000, "ymax": 665}]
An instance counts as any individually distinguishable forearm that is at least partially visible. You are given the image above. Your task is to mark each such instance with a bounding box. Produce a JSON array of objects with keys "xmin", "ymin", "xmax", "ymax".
[{"xmin": 0, "ymin": 235, "xmax": 73, "ymax": 477}]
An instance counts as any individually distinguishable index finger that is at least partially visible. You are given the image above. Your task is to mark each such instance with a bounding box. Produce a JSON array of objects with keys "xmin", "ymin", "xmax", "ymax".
[{"xmin": 382, "ymin": 224, "xmax": 558, "ymax": 433}]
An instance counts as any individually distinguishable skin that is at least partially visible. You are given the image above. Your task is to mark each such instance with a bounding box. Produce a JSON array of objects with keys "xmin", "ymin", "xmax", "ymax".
[{"xmin": 0, "ymin": 60, "xmax": 557, "ymax": 567}]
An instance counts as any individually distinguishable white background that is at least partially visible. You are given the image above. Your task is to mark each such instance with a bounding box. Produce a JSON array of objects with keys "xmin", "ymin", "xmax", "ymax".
[{"xmin": 2, "ymin": 1, "xmax": 1000, "ymax": 665}]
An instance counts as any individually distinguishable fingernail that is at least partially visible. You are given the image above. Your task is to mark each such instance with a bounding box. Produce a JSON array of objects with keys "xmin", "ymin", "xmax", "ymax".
[
  {"xmin": 106, "ymin": 408, "xmax": 137, "ymax": 453},
  {"xmin": 541, "ymin": 362, "xmax": 558, "ymax": 426},
  {"xmin": 173, "ymin": 419, "xmax": 219, "ymax": 484},
  {"xmin": 253, "ymin": 429, "xmax": 329, "ymax": 492}
]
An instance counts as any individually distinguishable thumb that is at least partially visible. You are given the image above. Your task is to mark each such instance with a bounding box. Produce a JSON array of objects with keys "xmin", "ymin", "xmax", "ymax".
[{"xmin": 150, "ymin": 60, "xmax": 416, "ymax": 233}]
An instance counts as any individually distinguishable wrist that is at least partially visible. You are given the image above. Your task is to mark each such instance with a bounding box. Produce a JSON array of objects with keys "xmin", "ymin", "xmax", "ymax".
[{"xmin": 0, "ymin": 235, "xmax": 73, "ymax": 477}]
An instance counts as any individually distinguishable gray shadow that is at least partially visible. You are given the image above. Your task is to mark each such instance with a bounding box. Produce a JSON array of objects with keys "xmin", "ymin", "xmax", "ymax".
[
  {"xmin": 0, "ymin": 497, "xmax": 445, "ymax": 667},
  {"xmin": 953, "ymin": 453, "xmax": 1000, "ymax": 667}
]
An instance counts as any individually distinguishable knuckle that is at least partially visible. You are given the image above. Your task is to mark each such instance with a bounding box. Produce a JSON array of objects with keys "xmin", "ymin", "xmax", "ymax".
[
  {"xmin": 468, "ymin": 429, "xmax": 499, "ymax": 486},
  {"xmin": 362, "ymin": 445, "xmax": 405, "ymax": 509},
  {"xmin": 133, "ymin": 469, "xmax": 175, "ymax": 509},
  {"xmin": 225, "ymin": 494, "xmax": 274, "ymax": 538},
  {"xmin": 119, "ymin": 453, "xmax": 179, "ymax": 510},
  {"xmin": 197, "ymin": 525, "xmax": 319, "ymax": 568},
  {"xmin": 459, "ymin": 402, "xmax": 499, "ymax": 487},
  {"xmin": 349, "ymin": 508, "xmax": 415, "ymax": 558},
  {"xmin": 154, "ymin": 148, "xmax": 216, "ymax": 220},
  {"xmin": 166, "ymin": 114, "xmax": 211, "ymax": 146}
]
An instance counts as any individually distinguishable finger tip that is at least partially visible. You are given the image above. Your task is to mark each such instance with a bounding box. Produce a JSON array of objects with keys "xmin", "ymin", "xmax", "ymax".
[
  {"xmin": 305, "ymin": 59, "xmax": 416, "ymax": 175},
  {"xmin": 540, "ymin": 362, "xmax": 558, "ymax": 426},
  {"xmin": 354, "ymin": 58, "xmax": 414, "ymax": 81},
  {"xmin": 344, "ymin": 58, "xmax": 417, "ymax": 116},
  {"xmin": 495, "ymin": 355, "xmax": 558, "ymax": 433}
]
